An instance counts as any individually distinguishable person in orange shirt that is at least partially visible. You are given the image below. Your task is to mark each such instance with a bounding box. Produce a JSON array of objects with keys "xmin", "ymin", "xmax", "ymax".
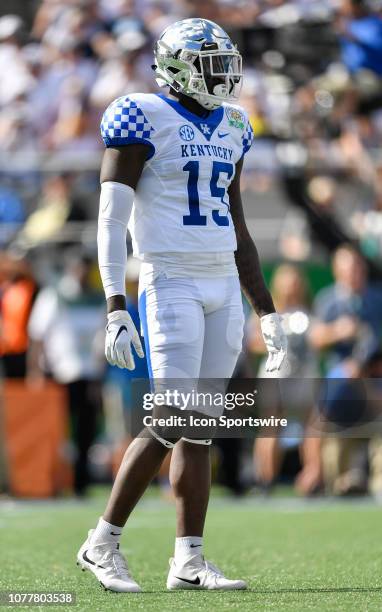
[{"xmin": 0, "ymin": 252, "xmax": 37, "ymax": 378}]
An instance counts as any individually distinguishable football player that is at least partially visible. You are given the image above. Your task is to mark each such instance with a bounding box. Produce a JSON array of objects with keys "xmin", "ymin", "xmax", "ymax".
[{"xmin": 77, "ymin": 18, "xmax": 287, "ymax": 592}]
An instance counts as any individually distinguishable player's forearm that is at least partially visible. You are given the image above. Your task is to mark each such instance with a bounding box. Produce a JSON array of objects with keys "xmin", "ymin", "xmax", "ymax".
[
  {"xmin": 235, "ymin": 234, "xmax": 275, "ymax": 318},
  {"xmin": 97, "ymin": 181, "xmax": 134, "ymax": 311}
]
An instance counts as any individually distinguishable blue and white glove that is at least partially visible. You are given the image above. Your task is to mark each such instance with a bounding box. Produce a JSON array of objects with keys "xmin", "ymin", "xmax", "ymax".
[
  {"xmin": 105, "ymin": 310, "xmax": 144, "ymax": 370},
  {"xmin": 260, "ymin": 313, "xmax": 288, "ymax": 372}
]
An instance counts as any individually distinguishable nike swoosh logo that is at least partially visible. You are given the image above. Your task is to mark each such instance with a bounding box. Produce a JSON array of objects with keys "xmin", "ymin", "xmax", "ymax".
[
  {"xmin": 174, "ymin": 575, "xmax": 201, "ymax": 585},
  {"xmin": 83, "ymin": 550, "xmax": 105, "ymax": 569},
  {"xmin": 101, "ymin": 198, "xmax": 111, "ymax": 213},
  {"xmin": 190, "ymin": 544, "xmax": 201, "ymax": 548},
  {"xmin": 218, "ymin": 132, "xmax": 229, "ymax": 138},
  {"xmin": 110, "ymin": 531, "xmax": 121, "ymax": 536},
  {"xmin": 113, "ymin": 325, "xmax": 128, "ymax": 350}
]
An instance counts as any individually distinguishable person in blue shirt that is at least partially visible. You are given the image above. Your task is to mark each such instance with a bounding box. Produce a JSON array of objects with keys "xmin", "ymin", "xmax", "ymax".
[
  {"xmin": 0, "ymin": 186, "xmax": 25, "ymax": 246},
  {"xmin": 310, "ymin": 245, "xmax": 382, "ymax": 430},
  {"xmin": 336, "ymin": 0, "xmax": 382, "ymax": 76},
  {"xmin": 310, "ymin": 245, "xmax": 382, "ymax": 377}
]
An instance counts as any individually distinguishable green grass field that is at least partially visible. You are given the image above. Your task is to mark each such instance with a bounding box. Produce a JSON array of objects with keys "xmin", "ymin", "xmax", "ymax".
[{"xmin": 1, "ymin": 489, "xmax": 382, "ymax": 611}]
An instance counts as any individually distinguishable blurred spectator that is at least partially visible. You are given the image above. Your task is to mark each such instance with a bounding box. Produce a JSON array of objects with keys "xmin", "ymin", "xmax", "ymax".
[
  {"xmin": 17, "ymin": 174, "xmax": 87, "ymax": 249},
  {"xmin": 0, "ymin": 15, "xmax": 34, "ymax": 107},
  {"xmin": 281, "ymin": 171, "xmax": 361, "ymax": 261},
  {"xmin": 310, "ymin": 245, "xmax": 382, "ymax": 495},
  {"xmin": 0, "ymin": 185, "xmax": 25, "ymax": 246},
  {"xmin": 335, "ymin": 0, "xmax": 382, "ymax": 76},
  {"xmin": 320, "ymin": 350, "xmax": 382, "ymax": 496},
  {"xmin": 0, "ymin": 377, "xmax": 8, "ymax": 494},
  {"xmin": 27, "ymin": 252, "xmax": 105, "ymax": 496},
  {"xmin": 0, "ymin": 253, "xmax": 37, "ymax": 378},
  {"xmin": 351, "ymin": 164, "xmax": 382, "ymax": 261},
  {"xmin": 0, "ymin": 104, "xmax": 38, "ymax": 154},
  {"xmin": 90, "ymin": 45, "xmax": 151, "ymax": 109},
  {"xmin": 39, "ymin": 77, "xmax": 100, "ymax": 152},
  {"xmin": 310, "ymin": 244, "xmax": 382, "ymax": 376}
]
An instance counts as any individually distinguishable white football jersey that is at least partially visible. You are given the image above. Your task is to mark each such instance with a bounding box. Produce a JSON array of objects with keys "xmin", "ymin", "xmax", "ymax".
[{"xmin": 101, "ymin": 93, "xmax": 254, "ymax": 257}]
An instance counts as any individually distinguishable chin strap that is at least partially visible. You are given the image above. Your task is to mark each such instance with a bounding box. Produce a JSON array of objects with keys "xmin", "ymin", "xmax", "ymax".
[{"xmin": 190, "ymin": 92, "xmax": 221, "ymax": 111}]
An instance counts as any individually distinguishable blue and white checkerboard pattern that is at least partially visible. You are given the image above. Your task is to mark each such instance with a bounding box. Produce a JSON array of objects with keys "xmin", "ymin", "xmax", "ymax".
[
  {"xmin": 101, "ymin": 96, "xmax": 154, "ymax": 145},
  {"xmin": 242, "ymin": 120, "xmax": 254, "ymax": 155}
]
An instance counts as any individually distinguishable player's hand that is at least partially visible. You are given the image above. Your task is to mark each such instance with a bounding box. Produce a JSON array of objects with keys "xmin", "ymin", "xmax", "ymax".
[
  {"xmin": 105, "ymin": 310, "xmax": 144, "ymax": 370},
  {"xmin": 260, "ymin": 313, "xmax": 288, "ymax": 372}
]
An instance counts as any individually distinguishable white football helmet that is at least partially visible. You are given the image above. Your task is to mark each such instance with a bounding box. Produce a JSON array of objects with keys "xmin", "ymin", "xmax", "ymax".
[{"xmin": 153, "ymin": 18, "xmax": 243, "ymax": 111}]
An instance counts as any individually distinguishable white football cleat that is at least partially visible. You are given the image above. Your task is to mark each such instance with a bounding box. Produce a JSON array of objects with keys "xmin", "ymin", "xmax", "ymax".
[
  {"xmin": 167, "ymin": 556, "xmax": 247, "ymax": 591},
  {"xmin": 77, "ymin": 530, "xmax": 141, "ymax": 593}
]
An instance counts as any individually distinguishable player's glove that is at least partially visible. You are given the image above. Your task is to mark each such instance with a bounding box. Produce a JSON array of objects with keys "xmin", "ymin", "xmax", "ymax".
[
  {"xmin": 105, "ymin": 310, "xmax": 144, "ymax": 370},
  {"xmin": 260, "ymin": 312, "xmax": 288, "ymax": 373}
]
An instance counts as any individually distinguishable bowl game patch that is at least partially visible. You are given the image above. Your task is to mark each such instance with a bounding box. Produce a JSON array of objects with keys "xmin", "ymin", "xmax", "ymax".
[{"xmin": 225, "ymin": 107, "xmax": 245, "ymax": 130}]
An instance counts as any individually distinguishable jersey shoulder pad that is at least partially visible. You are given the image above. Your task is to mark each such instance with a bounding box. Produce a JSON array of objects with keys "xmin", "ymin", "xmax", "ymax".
[
  {"xmin": 223, "ymin": 103, "xmax": 254, "ymax": 156},
  {"xmin": 100, "ymin": 94, "xmax": 155, "ymax": 157}
]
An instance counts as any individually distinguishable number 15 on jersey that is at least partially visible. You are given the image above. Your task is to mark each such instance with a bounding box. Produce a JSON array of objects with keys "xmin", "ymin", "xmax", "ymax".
[{"xmin": 183, "ymin": 161, "xmax": 234, "ymax": 227}]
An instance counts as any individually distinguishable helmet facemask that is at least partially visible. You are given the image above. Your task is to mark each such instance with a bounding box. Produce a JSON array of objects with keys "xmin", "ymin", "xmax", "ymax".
[
  {"xmin": 154, "ymin": 40, "xmax": 243, "ymax": 111},
  {"xmin": 189, "ymin": 46, "xmax": 242, "ymax": 110}
]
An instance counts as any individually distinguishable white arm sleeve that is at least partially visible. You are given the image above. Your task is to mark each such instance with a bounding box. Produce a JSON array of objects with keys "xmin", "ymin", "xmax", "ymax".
[{"xmin": 97, "ymin": 181, "xmax": 134, "ymax": 299}]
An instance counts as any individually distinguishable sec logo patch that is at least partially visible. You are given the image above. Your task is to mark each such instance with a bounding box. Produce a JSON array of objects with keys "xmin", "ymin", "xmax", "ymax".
[{"xmin": 179, "ymin": 125, "xmax": 195, "ymax": 141}]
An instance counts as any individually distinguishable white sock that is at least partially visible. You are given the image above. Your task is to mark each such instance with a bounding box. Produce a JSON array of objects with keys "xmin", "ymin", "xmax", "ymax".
[
  {"xmin": 175, "ymin": 536, "xmax": 203, "ymax": 563},
  {"xmin": 90, "ymin": 517, "xmax": 123, "ymax": 546}
]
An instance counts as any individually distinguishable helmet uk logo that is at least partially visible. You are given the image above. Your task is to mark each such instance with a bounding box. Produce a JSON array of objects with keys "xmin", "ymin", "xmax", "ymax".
[
  {"xmin": 226, "ymin": 108, "xmax": 245, "ymax": 130},
  {"xmin": 179, "ymin": 125, "xmax": 195, "ymax": 141}
]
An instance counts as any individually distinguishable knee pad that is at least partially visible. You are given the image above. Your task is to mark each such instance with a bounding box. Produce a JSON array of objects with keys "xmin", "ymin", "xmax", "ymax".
[
  {"xmin": 147, "ymin": 426, "xmax": 176, "ymax": 449},
  {"xmin": 182, "ymin": 437, "xmax": 212, "ymax": 446}
]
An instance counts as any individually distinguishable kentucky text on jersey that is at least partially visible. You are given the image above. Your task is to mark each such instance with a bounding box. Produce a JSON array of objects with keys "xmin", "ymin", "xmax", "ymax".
[{"xmin": 180, "ymin": 144, "xmax": 233, "ymax": 159}]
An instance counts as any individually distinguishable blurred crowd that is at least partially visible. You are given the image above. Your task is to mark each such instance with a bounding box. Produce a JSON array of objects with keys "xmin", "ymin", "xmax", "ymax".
[
  {"xmin": 0, "ymin": 0, "xmax": 382, "ymax": 258},
  {"xmin": 1, "ymin": 0, "xmax": 382, "ymax": 499}
]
